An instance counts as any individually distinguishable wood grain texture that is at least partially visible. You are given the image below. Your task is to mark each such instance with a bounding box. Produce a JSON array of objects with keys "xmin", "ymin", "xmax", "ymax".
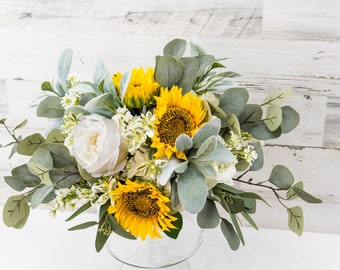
[{"xmin": 0, "ymin": 0, "xmax": 339, "ymax": 234}]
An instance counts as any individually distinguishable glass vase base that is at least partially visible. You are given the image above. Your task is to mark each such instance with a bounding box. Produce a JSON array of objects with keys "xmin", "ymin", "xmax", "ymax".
[{"xmin": 121, "ymin": 261, "xmax": 190, "ymax": 270}]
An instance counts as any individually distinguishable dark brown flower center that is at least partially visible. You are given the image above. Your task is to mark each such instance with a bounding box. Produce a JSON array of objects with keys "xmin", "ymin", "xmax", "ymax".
[
  {"xmin": 124, "ymin": 188, "xmax": 160, "ymax": 219},
  {"xmin": 158, "ymin": 107, "xmax": 195, "ymax": 147}
]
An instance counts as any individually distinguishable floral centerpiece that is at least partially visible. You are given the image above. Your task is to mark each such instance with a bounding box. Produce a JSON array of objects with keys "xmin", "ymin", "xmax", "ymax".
[{"xmin": 1, "ymin": 38, "xmax": 322, "ymax": 252}]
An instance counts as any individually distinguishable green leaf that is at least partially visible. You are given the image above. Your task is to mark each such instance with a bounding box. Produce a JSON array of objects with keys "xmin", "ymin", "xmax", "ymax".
[
  {"xmin": 262, "ymin": 87, "xmax": 292, "ymax": 107},
  {"xmin": 177, "ymin": 164, "xmax": 207, "ymax": 214},
  {"xmin": 39, "ymin": 143, "xmax": 73, "ymax": 168},
  {"xmin": 46, "ymin": 129, "xmax": 65, "ymax": 143},
  {"xmin": 239, "ymin": 192, "xmax": 270, "ymax": 207},
  {"xmin": 49, "ymin": 169, "xmax": 81, "ymax": 189},
  {"xmin": 58, "ymin": 48, "xmax": 73, "ymax": 80},
  {"xmin": 107, "ymin": 214, "xmax": 136, "ymax": 239},
  {"xmin": 249, "ymin": 122, "xmax": 282, "ymax": 140},
  {"xmin": 287, "ymin": 206, "xmax": 304, "ymax": 236},
  {"xmin": 3, "ymin": 195, "xmax": 30, "ymax": 228},
  {"xmin": 37, "ymin": 96, "xmax": 64, "ymax": 118},
  {"xmin": 286, "ymin": 181, "xmax": 304, "ymax": 200},
  {"xmin": 31, "ymin": 185, "xmax": 55, "ymax": 209},
  {"xmin": 95, "ymin": 228, "xmax": 110, "ymax": 253},
  {"xmin": 164, "ymin": 212, "xmax": 183, "ymax": 239},
  {"xmin": 281, "ymin": 106, "xmax": 300, "ymax": 134},
  {"xmin": 17, "ymin": 133, "xmax": 45, "ymax": 156},
  {"xmin": 41, "ymin": 81, "xmax": 54, "ymax": 92},
  {"xmin": 11, "ymin": 164, "xmax": 41, "ymax": 187},
  {"xmin": 240, "ymin": 211, "xmax": 259, "ymax": 230},
  {"xmin": 0, "ymin": 118, "xmax": 7, "ymax": 124},
  {"xmin": 220, "ymin": 194, "xmax": 245, "ymax": 214},
  {"xmin": 195, "ymin": 140, "xmax": 235, "ymax": 163},
  {"xmin": 13, "ymin": 119, "xmax": 28, "ymax": 131},
  {"xmin": 197, "ymin": 199, "xmax": 220, "ymax": 229},
  {"xmin": 194, "ymin": 162, "xmax": 216, "ymax": 177},
  {"xmin": 28, "ymin": 148, "xmax": 54, "ymax": 186},
  {"xmin": 219, "ymin": 88, "xmax": 249, "ymax": 117},
  {"xmin": 226, "ymin": 113, "xmax": 241, "ymax": 136},
  {"xmin": 163, "ymin": 38, "xmax": 187, "ymax": 57},
  {"xmin": 220, "ymin": 218, "xmax": 240, "ymax": 251},
  {"xmin": 229, "ymin": 213, "xmax": 245, "ymax": 245},
  {"xmin": 103, "ymin": 71, "xmax": 121, "ymax": 108},
  {"xmin": 292, "ymin": 187, "xmax": 322, "ymax": 204},
  {"xmin": 239, "ymin": 104, "xmax": 263, "ymax": 129},
  {"xmin": 68, "ymin": 221, "xmax": 98, "ymax": 231},
  {"xmin": 4, "ymin": 176, "xmax": 26, "ymax": 191},
  {"xmin": 175, "ymin": 134, "xmax": 193, "ymax": 152},
  {"xmin": 93, "ymin": 60, "xmax": 106, "ymax": 88},
  {"xmin": 195, "ymin": 55, "xmax": 215, "ymax": 76},
  {"xmin": 155, "ymin": 55, "xmax": 183, "ymax": 88},
  {"xmin": 66, "ymin": 202, "xmax": 92, "ymax": 221},
  {"xmin": 195, "ymin": 135, "xmax": 217, "ymax": 158},
  {"xmin": 249, "ymin": 142, "xmax": 264, "ymax": 171},
  {"xmin": 176, "ymin": 57, "xmax": 199, "ymax": 93},
  {"xmin": 268, "ymin": 165, "xmax": 294, "ymax": 190},
  {"xmin": 192, "ymin": 118, "xmax": 221, "ymax": 148},
  {"xmin": 264, "ymin": 105, "xmax": 282, "ymax": 131}
]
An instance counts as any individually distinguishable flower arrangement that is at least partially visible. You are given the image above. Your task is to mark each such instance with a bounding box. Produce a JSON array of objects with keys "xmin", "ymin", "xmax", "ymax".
[{"xmin": 1, "ymin": 38, "xmax": 322, "ymax": 252}]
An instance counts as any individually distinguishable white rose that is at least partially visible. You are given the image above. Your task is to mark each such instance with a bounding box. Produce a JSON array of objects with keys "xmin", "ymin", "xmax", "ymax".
[
  {"xmin": 206, "ymin": 163, "xmax": 236, "ymax": 189},
  {"xmin": 72, "ymin": 114, "xmax": 128, "ymax": 178}
]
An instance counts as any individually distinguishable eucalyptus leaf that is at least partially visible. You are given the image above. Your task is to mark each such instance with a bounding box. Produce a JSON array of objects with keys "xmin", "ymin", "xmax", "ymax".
[
  {"xmin": 163, "ymin": 38, "xmax": 187, "ymax": 57},
  {"xmin": 50, "ymin": 169, "xmax": 81, "ymax": 189},
  {"xmin": 239, "ymin": 104, "xmax": 263, "ymax": 129},
  {"xmin": 292, "ymin": 187, "xmax": 322, "ymax": 204},
  {"xmin": 177, "ymin": 164, "xmax": 207, "ymax": 214},
  {"xmin": 219, "ymin": 88, "xmax": 249, "ymax": 117},
  {"xmin": 248, "ymin": 122, "xmax": 282, "ymax": 140},
  {"xmin": 155, "ymin": 55, "xmax": 183, "ymax": 88},
  {"xmin": 11, "ymin": 164, "xmax": 41, "ymax": 187},
  {"xmin": 28, "ymin": 148, "xmax": 54, "ymax": 186},
  {"xmin": 262, "ymin": 88, "xmax": 292, "ymax": 107},
  {"xmin": 176, "ymin": 57, "xmax": 199, "ymax": 93},
  {"xmin": 240, "ymin": 211, "xmax": 259, "ymax": 230},
  {"xmin": 3, "ymin": 195, "xmax": 30, "ymax": 228},
  {"xmin": 220, "ymin": 218, "xmax": 240, "ymax": 251},
  {"xmin": 226, "ymin": 113, "xmax": 241, "ymax": 136},
  {"xmin": 195, "ymin": 55, "xmax": 215, "ymax": 76},
  {"xmin": 37, "ymin": 96, "xmax": 64, "ymax": 118},
  {"xmin": 31, "ymin": 185, "xmax": 55, "ymax": 209},
  {"xmin": 264, "ymin": 105, "xmax": 282, "ymax": 131},
  {"xmin": 268, "ymin": 165, "xmax": 294, "ymax": 190},
  {"xmin": 249, "ymin": 141, "xmax": 264, "ymax": 171},
  {"xmin": 17, "ymin": 133, "xmax": 45, "ymax": 156},
  {"xmin": 14, "ymin": 119, "xmax": 28, "ymax": 131},
  {"xmin": 45, "ymin": 129, "xmax": 65, "ymax": 144},
  {"xmin": 287, "ymin": 206, "xmax": 304, "ymax": 236},
  {"xmin": 286, "ymin": 181, "xmax": 304, "ymax": 200},
  {"xmin": 192, "ymin": 118, "xmax": 221, "ymax": 148},
  {"xmin": 281, "ymin": 106, "xmax": 300, "ymax": 134},
  {"xmin": 197, "ymin": 199, "xmax": 220, "ymax": 229},
  {"xmin": 4, "ymin": 176, "xmax": 26, "ymax": 191}
]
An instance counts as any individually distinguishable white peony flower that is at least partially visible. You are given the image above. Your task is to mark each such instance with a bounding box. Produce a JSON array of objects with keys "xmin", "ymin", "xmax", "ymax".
[
  {"xmin": 206, "ymin": 162, "xmax": 236, "ymax": 189},
  {"xmin": 72, "ymin": 114, "xmax": 128, "ymax": 178}
]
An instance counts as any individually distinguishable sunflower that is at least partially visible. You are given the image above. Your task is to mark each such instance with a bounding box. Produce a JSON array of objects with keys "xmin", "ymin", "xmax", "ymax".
[
  {"xmin": 108, "ymin": 180, "xmax": 177, "ymax": 240},
  {"xmin": 112, "ymin": 67, "xmax": 159, "ymax": 109},
  {"xmin": 151, "ymin": 86, "xmax": 206, "ymax": 160}
]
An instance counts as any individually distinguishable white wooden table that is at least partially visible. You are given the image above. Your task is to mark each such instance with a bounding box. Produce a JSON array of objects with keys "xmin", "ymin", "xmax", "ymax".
[{"xmin": 0, "ymin": 208, "xmax": 339, "ymax": 270}]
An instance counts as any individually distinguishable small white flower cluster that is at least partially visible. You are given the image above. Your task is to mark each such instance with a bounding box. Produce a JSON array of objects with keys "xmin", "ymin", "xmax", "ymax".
[
  {"xmin": 225, "ymin": 131, "xmax": 258, "ymax": 165},
  {"xmin": 50, "ymin": 180, "xmax": 110, "ymax": 216},
  {"xmin": 61, "ymin": 92, "xmax": 81, "ymax": 110},
  {"xmin": 66, "ymin": 72, "xmax": 80, "ymax": 89},
  {"xmin": 113, "ymin": 107, "xmax": 155, "ymax": 153}
]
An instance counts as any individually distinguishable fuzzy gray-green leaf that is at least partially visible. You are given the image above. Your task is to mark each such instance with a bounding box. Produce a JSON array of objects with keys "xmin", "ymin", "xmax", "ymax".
[
  {"xmin": 193, "ymin": 118, "xmax": 221, "ymax": 148},
  {"xmin": 220, "ymin": 218, "xmax": 240, "ymax": 251},
  {"xmin": 57, "ymin": 48, "xmax": 73, "ymax": 80},
  {"xmin": 287, "ymin": 206, "xmax": 304, "ymax": 236},
  {"xmin": 37, "ymin": 96, "xmax": 64, "ymax": 118},
  {"xmin": 178, "ymin": 165, "xmax": 207, "ymax": 214},
  {"xmin": 31, "ymin": 185, "xmax": 55, "ymax": 209}
]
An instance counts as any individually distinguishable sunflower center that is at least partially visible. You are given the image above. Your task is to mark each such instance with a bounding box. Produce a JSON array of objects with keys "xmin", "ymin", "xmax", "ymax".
[
  {"xmin": 124, "ymin": 188, "xmax": 160, "ymax": 219},
  {"xmin": 158, "ymin": 107, "xmax": 195, "ymax": 147}
]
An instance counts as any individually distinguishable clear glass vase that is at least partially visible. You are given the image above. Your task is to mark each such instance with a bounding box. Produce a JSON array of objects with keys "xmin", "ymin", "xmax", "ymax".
[{"xmin": 105, "ymin": 212, "xmax": 204, "ymax": 270}]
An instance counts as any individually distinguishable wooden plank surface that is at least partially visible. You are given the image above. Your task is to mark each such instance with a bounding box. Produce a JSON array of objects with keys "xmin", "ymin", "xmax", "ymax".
[{"xmin": 0, "ymin": 0, "xmax": 339, "ymax": 234}]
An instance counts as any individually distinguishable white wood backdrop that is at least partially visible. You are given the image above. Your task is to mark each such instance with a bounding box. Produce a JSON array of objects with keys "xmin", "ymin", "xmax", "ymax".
[{"xmin": 0, "ymin": 0, "xmax": 339, "ymax": 234}]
